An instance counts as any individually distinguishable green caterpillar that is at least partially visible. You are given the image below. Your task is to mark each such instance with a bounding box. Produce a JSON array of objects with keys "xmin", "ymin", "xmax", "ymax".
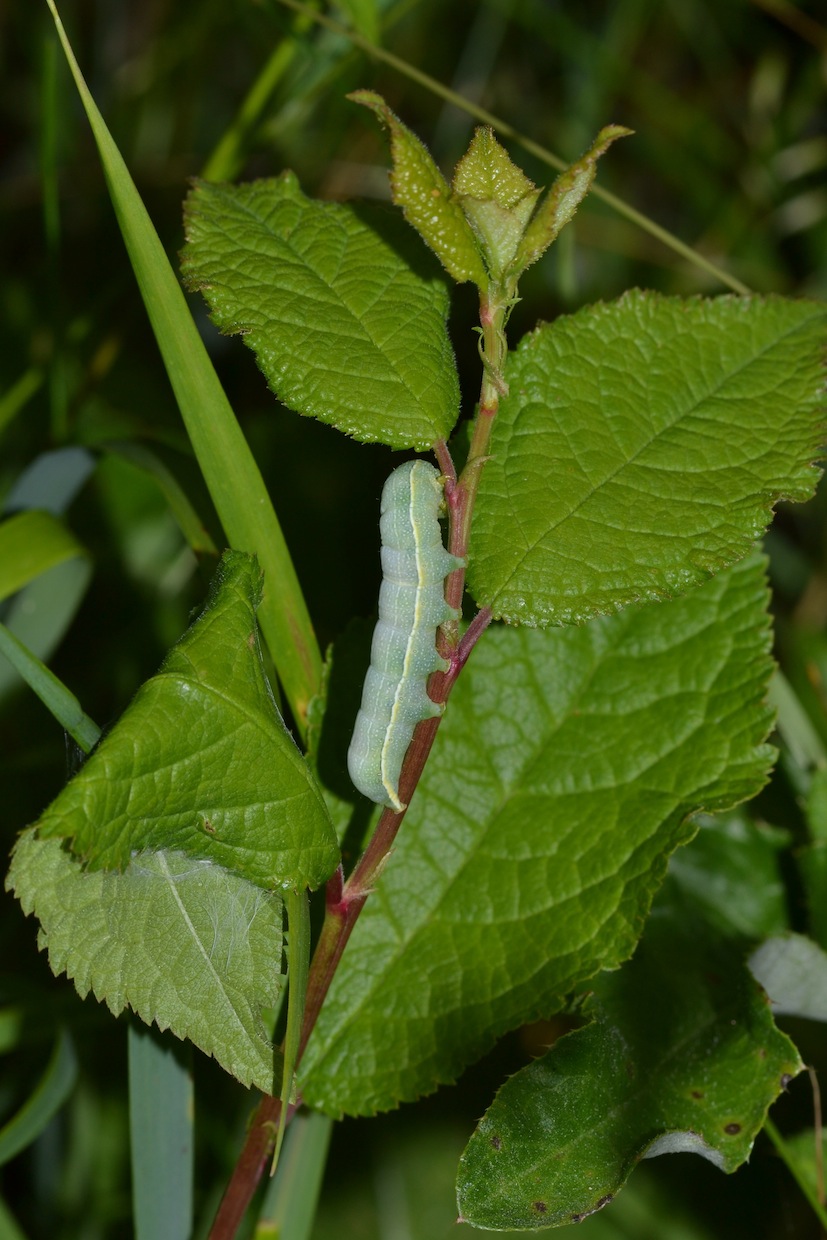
[{"xmin": 347, "ymin": 460, "xmax": 463, "ymax": 811}]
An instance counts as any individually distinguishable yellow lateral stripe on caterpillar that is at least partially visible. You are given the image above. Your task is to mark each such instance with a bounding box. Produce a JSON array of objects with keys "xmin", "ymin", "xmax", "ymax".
[{"xmin": 347, "ymin": 460, "xmax": 463, "ymax": 810}]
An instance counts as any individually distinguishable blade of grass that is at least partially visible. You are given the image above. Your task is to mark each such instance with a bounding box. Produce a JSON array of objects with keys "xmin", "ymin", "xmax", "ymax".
[
  {"xmin": 255, "ymin": 1109, "xmax": 333, "ymax": 1240},
  {"xmin": 0, "ymin": 1195, "xmax": 29, "ymax": 1240},
  {"xmin": 749, "ymin": 0, "xmax": 827, "ymax": 52},
  {"xmin": 40, "ymin": 29, "xmax": 68, "ymax": 441},
  {"xmin": 44, "ymin": 1, "xmax": 321, "ymax": 733},
  {"xmin": 274, "ymin": 0, "xmax": 751, "ymax": 294},
  {"xmin": 0, "ymin": 369, "xmax": 44, "ymax": 440},
  {"xmin": 202, "ymin": 2, "xmax": 320, "ymax": 182},
  {"xmin": 101, "ymin": 441, "xmax": 218, "ymax": 557},
  {"xmin": 129, "ymin": 1026, "xmax": 194, "ymax": 1240},
  {"xmin": 764, "ymin": 1117, "xmax": 827, "ymax": 1231},
  {"xmin": 0, "ymin": 1030, "xmax": 78, "ymax": 1166},
  {"xmin": 203, "ymin": 0, "xmax": 417, "ymax": 182},
  {"xmin": 769, "ymin": 669, "xmax": 827, "ymax": 775},
  {"xmin": 0, "ymin": 559, "xmax": 92, "ymax": 706},
  {"xmin": 271, "ymin": 888, "xmax": 312, "ymax": 1179},
  {"xmin": 0, "ymin": 620, "xmax": 101, "ymax": 752}
]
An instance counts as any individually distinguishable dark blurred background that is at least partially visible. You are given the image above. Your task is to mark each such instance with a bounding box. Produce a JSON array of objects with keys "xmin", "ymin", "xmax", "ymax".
[{"xmin": 1, "ymin": 1, "xmax": 825, "ymax": 1235}]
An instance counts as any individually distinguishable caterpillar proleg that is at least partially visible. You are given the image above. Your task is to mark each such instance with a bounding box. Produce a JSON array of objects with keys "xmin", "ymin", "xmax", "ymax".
[{"xmin": 347, "ymin": 460, "xmax": 464, "ymax": 811}]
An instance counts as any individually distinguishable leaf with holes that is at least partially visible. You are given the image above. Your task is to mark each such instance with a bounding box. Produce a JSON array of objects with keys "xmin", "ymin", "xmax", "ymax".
[{"xmin": 457, "ymin": 906, "xmax": 801, "ymax": 1230}]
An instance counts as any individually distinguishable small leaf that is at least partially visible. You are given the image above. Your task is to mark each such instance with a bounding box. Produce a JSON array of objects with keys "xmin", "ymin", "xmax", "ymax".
[
  {"xmin": 182, "ymin": 173, "xmax": 460, "ymax": 451},
  {"xmin": 469, "ymin": 292, "xmax": 825, "ymax": 625},
  {"xmin": 511, "ymin": 124, "xmax": 632, "ymax": 277},
  {"xmin": 349, "ymin": 90, "xmax": 488, "ymax": 289},
  {"xmin": 749, "ymin": 933, "xmax": 827, "ymax": 1020},
  {"xmin": 452, "ymin": 128, "xmax": 541, "ymax": 278},
  {"xmin": 457, "ymin": 918, "xmax": 801, "ymax": 1230},
  {"xmin": 7, "ymin": 834, "xmax": 284, "ymax": 1093},
  {"xmin": 300, "ymin": 552, "xmax": 775, "ymax": 1116},
  {"xmin": 35, "ymin": 552, "xmax": 339, "ymax": 891},
  {"xmin": 0, "ymin": 510, "xmax": 88, "ymax": 603}
]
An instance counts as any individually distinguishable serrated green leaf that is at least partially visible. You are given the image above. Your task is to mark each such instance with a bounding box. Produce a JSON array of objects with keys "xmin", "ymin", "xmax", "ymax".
[
  {"xmin": 300, "ymin": 552, "xmax": 775, "ymax": 1116},
  {"xmin": 181, "ymin": 174, "xmax": 459, "ymax": 451},
  {"xmin": 7, "ymin": 834, "xmax": 284, "ymax": 1092},
  {"xmin": 35, "ymin": 552, "xmax": 338, "ymax": 891},
  {"xmin": 749, "ymin": 933, "xmax": 827, "ymax": 1020},
  {"xmin": 468, "ymin": 292, "xmax": 825, "ymax": 625},
  {"xmin": 456, "ymin": 751, "xmax": 800, "ymax": 1229},
  {"xmin": 349, "ymin": 90, "xmax": 488, "ymax": 289},
  {"xmin": 456, "ymin": 917, "xmax": 801, "ymax": 1230}
]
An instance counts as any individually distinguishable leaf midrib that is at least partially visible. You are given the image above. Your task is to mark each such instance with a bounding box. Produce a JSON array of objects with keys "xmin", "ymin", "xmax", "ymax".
[{"xmin": 496, "ymin": 304, "xmax": 823, "ymax": 597}]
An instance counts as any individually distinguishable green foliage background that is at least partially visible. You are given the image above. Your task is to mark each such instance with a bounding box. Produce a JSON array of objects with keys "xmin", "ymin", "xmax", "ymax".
[{"xmin": 2, "ymin": 1, "xmax": 826, "ymax": 1236}]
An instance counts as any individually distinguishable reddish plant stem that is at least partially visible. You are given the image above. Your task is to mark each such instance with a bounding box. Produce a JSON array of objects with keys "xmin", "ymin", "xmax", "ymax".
[
  {"xmin": 434, "ymin": 437, "xmax": 457, "ymax": 488},
  {"xmin": 209, "ymin": 603, "xmax": 494, "ymax": 1239},
  {"xmin": 210, "ymin": 287, "xmax": 508, "ymax": 1240},
  {"xmin": 209, "ymin": 1094, "xmax": 279, "ymax": 1237}
]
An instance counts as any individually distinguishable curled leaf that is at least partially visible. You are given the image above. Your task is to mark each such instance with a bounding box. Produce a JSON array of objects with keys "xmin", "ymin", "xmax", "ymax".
[
  {"xmin": 452, "ymin": 127, "xmax": 541, "ymax": 278},
  {"xmin": 511, "ymin": 123, "xmax": 632, "ymax": 277},
  {"xmin": 349, "ymin": 89, "xmax": 488, "ymax": 288}
]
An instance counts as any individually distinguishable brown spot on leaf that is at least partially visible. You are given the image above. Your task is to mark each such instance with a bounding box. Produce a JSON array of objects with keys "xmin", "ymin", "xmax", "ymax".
[
  {"xmin": 570, "ymin": 1195, "xmax": 613, "ymax": 1223},
  {"xmin": 201, "ymin": 818, "xmax": 216, "ymax": 835},
  {"xmin": 533, "ymin": 1201, "xmax": 547, "ymax": 1214},
  {"xmin": 490, "ymin": 1135, "xmax": 502, "ymax": 1151},
  {"xmin": 691, "ymin": 1090, "xmax": 704, "ymax": 1099},
  {"xmin": 724, "ymin": 1122, "xmax": 742, "ymax": 1135}
]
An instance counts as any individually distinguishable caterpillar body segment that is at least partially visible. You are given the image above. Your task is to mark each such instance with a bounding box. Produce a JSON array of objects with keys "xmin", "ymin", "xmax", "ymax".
[{"xmin": 347, "ymin": 459, "xmax": 463, "ymax": 811}]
